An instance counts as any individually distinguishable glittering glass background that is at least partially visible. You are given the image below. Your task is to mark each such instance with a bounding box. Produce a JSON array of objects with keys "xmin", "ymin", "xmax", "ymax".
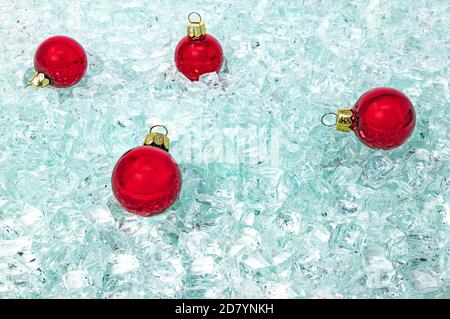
[{"xmin": 1, "ymin": 0, "xmax": 449, "ymax": 298}]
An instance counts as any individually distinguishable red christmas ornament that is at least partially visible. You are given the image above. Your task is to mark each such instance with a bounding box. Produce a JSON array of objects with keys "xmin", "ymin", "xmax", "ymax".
[
  {"xmin": 322, "ymin": 87, "xmax": 416, "ymax": 150},
  {"xmin": 111, "ymin": 126, "xmax": 182, "ymax": 217},
  {"xmin": 174, "ymin": 12, "xmax": 223, "ymax": 81},
  {"xmin": 28, "ymin": 35, "xmax": 87, "ymax": 88}
]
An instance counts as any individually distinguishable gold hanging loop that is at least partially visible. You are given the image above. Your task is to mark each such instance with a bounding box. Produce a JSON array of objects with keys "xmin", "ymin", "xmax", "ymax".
[
  {"xmin": 150, "ymin": 125, "xmax": 169, "ymax": 136},
  {"xmin": 321, "ymin": 112, "xmax": 337, "ymax": 127},
  {"xmin": 188, "ymin": 12, "xmax": 202, "ymax": 24}
]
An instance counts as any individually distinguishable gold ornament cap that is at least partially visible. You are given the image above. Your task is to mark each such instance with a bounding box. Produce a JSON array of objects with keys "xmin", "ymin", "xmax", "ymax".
[
  {"xmin": 187, "ymin": 12, "xmax": 206, "ymax": 38},
  {"xmin": 144, "ymin": 125, "xmax": 170, "ymax": 152},
  {"xmin": 28, "ymin": 71, "xmax": 51, "ymax": 89},
  {"xmin": 321, "ymin": 108, "xmax": 354, "ymax": 132},
  {"xmin": 335, "ymin": 108, "xmax": 353, "ymax": 132}
]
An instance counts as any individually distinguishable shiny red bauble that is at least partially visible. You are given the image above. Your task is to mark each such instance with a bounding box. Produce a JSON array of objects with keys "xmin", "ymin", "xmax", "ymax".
[
  {"xmin": 175, "ymin": 34, "xmax": 223, "ymax": 81},
  {"xmin": 351, "ymin": 87, "xmax": 416, "ymax": 150},
  {"xmin": 111, "ymin": 146, "xmax": 182, "ymax": 217},
  {"xmin": 34, "ymin": 35, "xmax": 87, "ymax": 88}
]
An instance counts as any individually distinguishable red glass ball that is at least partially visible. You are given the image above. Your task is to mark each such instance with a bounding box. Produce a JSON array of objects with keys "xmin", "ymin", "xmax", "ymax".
[
  {"xmin": 111, "ymin": 146, "xmax": 182, "ymax": 217},
  {"xmin": 34, "ymin": 35, "xmax": 88, "ymax": 88},
  {"xmin": 174, "ymin": 34, "xmax": 223, "ymax": 81},
  {"xmin": 352, "ymin": 87, "xmax": 415, "ymax": 150}
]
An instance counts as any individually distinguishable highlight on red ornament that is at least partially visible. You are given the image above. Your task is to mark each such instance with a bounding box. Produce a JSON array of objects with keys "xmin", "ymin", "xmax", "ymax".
[
  {"xmin": 321, "ymin": 87, "xmax": 416, "ymax": 150},
  {"xmin": 111, "ymin": 125, "xmax": 182, "ymax": 217},
  {"xmin": 174, "ymin": 12, "xmax": 224, "ymax": 81},
  {"xmin": 27, "ymin": 35, "xmax": 88, "ymax": 89}
]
